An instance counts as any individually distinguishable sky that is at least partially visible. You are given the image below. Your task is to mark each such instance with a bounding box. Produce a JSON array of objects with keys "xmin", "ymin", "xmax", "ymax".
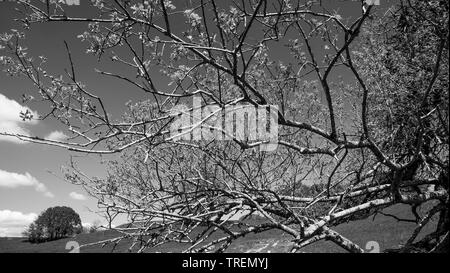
[
  {"xmin": 0, "ymin": 1, "xmax": 132, "ymax": 236},
  {"xmin": 0, "ymin": 0, "xmax": 395, "ymax": 237}
]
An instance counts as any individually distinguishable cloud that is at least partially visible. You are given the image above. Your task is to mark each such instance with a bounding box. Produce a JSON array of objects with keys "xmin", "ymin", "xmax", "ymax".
[
  {"xmin": 82, "ymin": 222, "xmax": 92, "ymax": 228},
  {"xmin": 82, "ymin": 221, "xmax": 107, "ymax": 231},
  {"xmin": 0, "ymin": 169, "xmax": 54, "ymax": 198},
  {"xmin": 0, "ymin": 210, "xmax": 37, "ymax": 237},
  {"xmin": 45, "ymin": 130, "xmax": 68, "ymax": 142},
  {"xmin": 69, "ymin": 191, "xmax": 86, "ymax": 201},
  {"xmin": 0, "ymin": 93, "xmax": 39, "ymax": 144}
]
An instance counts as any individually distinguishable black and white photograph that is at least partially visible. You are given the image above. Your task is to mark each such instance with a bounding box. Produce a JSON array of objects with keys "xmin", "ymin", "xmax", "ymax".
[{"xmin": 0, "ymin": 0, "xmax": 448, "ymax": 268}]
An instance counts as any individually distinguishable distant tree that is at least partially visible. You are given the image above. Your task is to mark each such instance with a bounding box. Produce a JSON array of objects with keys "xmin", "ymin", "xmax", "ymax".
[
  {"xmin": 24, "ymin": 206, "xmax": 82, "ymax": 243},
  {"xmin": 22, "ymin": 223, "xmax": 44, "ymax": 243}
]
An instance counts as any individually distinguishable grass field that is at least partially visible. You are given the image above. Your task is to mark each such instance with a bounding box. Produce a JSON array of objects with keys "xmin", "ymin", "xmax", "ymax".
[{"xmin": 0, "ymin": 204, "xmax": 437, "ymax": 253}]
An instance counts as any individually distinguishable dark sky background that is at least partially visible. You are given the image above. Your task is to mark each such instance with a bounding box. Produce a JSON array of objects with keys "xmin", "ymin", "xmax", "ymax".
[{"xmin": 0, "ymin": 0, "xmax": 395, "ymax": 236}]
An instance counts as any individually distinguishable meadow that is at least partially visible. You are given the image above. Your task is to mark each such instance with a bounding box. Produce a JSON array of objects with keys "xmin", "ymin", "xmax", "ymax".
[{"xmin": 0, "ymin": 204, "xmax": 436, "ymax": 253}]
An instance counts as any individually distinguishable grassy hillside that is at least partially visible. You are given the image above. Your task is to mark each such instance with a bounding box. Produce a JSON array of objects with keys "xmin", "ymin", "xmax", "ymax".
[{"xmin": 0, "ymin": 204, "xmax": 438, "ymax": 253}]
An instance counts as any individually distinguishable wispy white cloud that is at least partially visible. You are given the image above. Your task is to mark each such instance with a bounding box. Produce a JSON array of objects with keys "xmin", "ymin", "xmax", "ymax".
[
  {"xmin": 0, "ymin": 169, "xmax": 54, "ymax": 198},
  {"xmin": 82, "ymin": 222, "xmax": 93, "ymax": 228},
  {"xmin": 45, "ymin": 130, "xmax": 68, "ymax": 142},
  {"xmin": 0, "ymin": 93, "xmax": 39, "ymax": 144},
  {"xmin": 0, "ymin": 210, "xmax": 37, "ymax": 237},
  {"xmin": 69, "ymin": 191, "xmax": 86, "ymax": 201}
]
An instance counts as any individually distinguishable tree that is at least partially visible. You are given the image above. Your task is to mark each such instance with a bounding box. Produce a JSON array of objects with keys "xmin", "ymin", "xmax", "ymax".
[
  {"xmin": 24, "ymin": 206, "xmax": 82, "ymax": 243},
  {"xmin": 1, "ymin": 0, "xmax": 448, "ymax": 252},
  {"xmin": 22, "ymin": 222, "xmax": 44, "ymax": 243}
]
